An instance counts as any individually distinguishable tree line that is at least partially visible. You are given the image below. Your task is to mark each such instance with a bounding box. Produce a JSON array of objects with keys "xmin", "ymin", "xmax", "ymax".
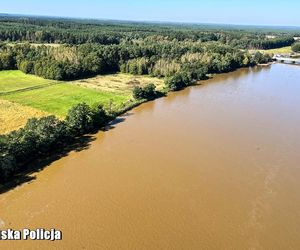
[
  {"xmin": 0, "ymin": 41, "xmax": 270, "ymax": 83},
  {"xmin": 0, "ymin": 103, "xmax": 113, "ymax": 182},
  {"xmin": 0, "ymin": 15, "xmax": 296, "ymax": 49}
]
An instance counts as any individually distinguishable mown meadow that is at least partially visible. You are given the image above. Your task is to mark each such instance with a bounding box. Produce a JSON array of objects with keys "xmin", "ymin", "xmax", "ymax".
[{"xmin": 1, "ymin": 80, "xmax": 130, "ymax": 116}]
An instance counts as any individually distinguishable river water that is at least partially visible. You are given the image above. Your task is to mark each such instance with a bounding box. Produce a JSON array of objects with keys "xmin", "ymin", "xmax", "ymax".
[{"xmin": 1, "ymin": 64, "xmax": 300, "ymax": 249}]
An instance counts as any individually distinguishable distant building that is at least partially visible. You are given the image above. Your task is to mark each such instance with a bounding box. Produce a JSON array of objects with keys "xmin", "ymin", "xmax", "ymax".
[
  {"xmin": 294, "ymin": 37, "xmax": 300, "ymax": 41},
  {"xmin": 266, "ymin": 35, "xmax": 277, "ymax": 39}
]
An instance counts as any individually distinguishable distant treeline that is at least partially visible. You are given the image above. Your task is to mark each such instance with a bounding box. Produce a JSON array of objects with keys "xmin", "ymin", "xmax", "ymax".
[
  {"xmin": 246, "ymin": 36, "xmax": 295, "ymax": 50},
  {"xmin": 0, "ymin": 16, "xmax": 296, "ymax": 49},
  {"xmin": 0, "ymin": 16, "xmax": 289, "ymax": 87}
]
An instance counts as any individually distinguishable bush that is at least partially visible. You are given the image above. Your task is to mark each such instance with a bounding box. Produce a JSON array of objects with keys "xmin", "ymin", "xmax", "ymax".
[
  {"xmin": 0, "ymin": 154, "xmax": 17, "ymax": 181},
  {"xmin": 164, "ymin": 71, "xmax": 192, "ymax": 91},
  {"xmin": 91, "ymin": 103, "xmax": 110, "ymax": 128},
  {"xmin": 23, "ymin": 116, "xmax": 69, "ymax": 153},
  {"xmin": 143, "ymin": 83, "xmax": 156, "ymax": 98},
  {"xmin": 292, "ymin": 43, "xmax": 300, "ymax": 53},
  {"xmin": 132, "ymin": 86, "xmax": 144, "ymax": 100},
  {"xmin": 252, "ymin": 52, "xmax": 272, "ymax": 64},
  {"xmin": 133, "ymin": 83, "xmax": 156, "ymax": 100},
  {"xmin": 19, "ymin": 60, "xmax": 34, "ymax": 74},
  {"xmin": 65, "ymin": 103, "xmax": 94, "ymax": 136}
]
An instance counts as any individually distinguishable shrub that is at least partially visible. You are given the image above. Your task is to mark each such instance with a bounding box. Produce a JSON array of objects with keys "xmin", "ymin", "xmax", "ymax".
[
  {"xmin": 143, "ymin": 83, "xmax": 156, "ymax": 98},
  {"xmin": 164, "ymin": 71, "xmax": 191, "ymax": 91},
  {"xmin": 23, "ymin": 116, "xmax": 68, "ymax": 153},
  {"xmin": 65, "ymin": 103, "xmax": 94, "ymax": 136},
  {"xmin": 252, "ymin": 52, "xmax": 272, "ymax": 64},
  {"xmin": 132, "ymin": 86, "xmax": 144, "ymax": 100},
  {"xmin": 91, "ymin": 103, "xmax": 110, "ymax": 128},
  {"xmin": 292, "ymin": 43, "xmax": 300, "ymax": 53},
  {"xmin": 133, "ymin": 83, "xmax": 156, "ymax": 100},
  {"xmin": 0, "ymin": 154, "xmax": 17, "ymax": 181},
  {"xmin": 19, "ymin": 60, "xmax": 34, "ymax": 74}
]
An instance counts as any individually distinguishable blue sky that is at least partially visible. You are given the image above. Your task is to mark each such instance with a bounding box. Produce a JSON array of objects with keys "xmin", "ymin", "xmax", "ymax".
[{"xmin": 2, "ymin": 0, "xmax": 300, "ymax": 26}]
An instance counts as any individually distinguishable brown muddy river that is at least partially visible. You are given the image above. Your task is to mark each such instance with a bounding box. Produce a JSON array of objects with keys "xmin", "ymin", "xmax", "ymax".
[{"xmin": 1, "ymin": 63, "xmax": 300, "ymax": 249}]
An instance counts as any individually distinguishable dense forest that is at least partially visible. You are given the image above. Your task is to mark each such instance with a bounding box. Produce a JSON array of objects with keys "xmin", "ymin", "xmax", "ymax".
[
  {"xmin": 0, "ymin": 15, "xmax": 298, "ymax": 182},
  {"xmin": 0, "ymin": 16, "xmax": 297, "ymax": 48},
  {"xmin": 0, "ymin": 42, "xmax": 260, "ymax": 83},
  {"xmin": 0, "ymin": 16, "xmax": 282, "ymax": 87}
]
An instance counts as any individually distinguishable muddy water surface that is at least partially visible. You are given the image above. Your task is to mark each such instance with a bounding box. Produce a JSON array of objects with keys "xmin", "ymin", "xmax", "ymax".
[{"xmin": 1, "ymin": 64, "xmax": 300, "ymax": 249}]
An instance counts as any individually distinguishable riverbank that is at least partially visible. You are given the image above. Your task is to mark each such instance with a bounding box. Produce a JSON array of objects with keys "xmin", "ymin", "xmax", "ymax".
[
  {"xmin": 257, "ymin": 62, "xmax": 273, "ymax": 66},
  {"xmin": 0, "ymin": 65, "xmax": 255, "ymax": 185},
  {"xmin": 0, "ymin": 62, "xmax": 266, "ymax": 186}
]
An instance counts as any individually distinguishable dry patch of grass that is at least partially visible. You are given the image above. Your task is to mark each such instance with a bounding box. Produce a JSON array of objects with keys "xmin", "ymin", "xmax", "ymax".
[
  {"xmin": 0, "ymin": 100, "xmax": 48, "ymax": 134},
  {"xmin": 72, "ymin": 73, "xmax": 164, "ymax": 95},
  {"xmin": 249, "ymin": 46, "xmax": 292, "ymax": 55},
  {"xmin": 7, "ymin": 42, "xmax": 61, "ymax": 48}
]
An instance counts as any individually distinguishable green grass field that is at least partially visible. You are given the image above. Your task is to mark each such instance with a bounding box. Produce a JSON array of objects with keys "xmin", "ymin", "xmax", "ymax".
[
  {"xmin": 0, "ymin": 70, "xmax": 58, "ymax": 93},
  {"xmin": 1, "ymin": 83, "xmax": 130, "ymax": 117},
  {"xmin": 0, "ymin": 70, "xmax": 161, "ymax": 133}
]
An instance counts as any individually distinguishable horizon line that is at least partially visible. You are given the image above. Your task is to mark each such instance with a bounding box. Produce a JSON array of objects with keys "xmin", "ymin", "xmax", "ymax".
[{"xmin": 1, "ymin": 12, "xmax": 300, "ymax": 30}]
